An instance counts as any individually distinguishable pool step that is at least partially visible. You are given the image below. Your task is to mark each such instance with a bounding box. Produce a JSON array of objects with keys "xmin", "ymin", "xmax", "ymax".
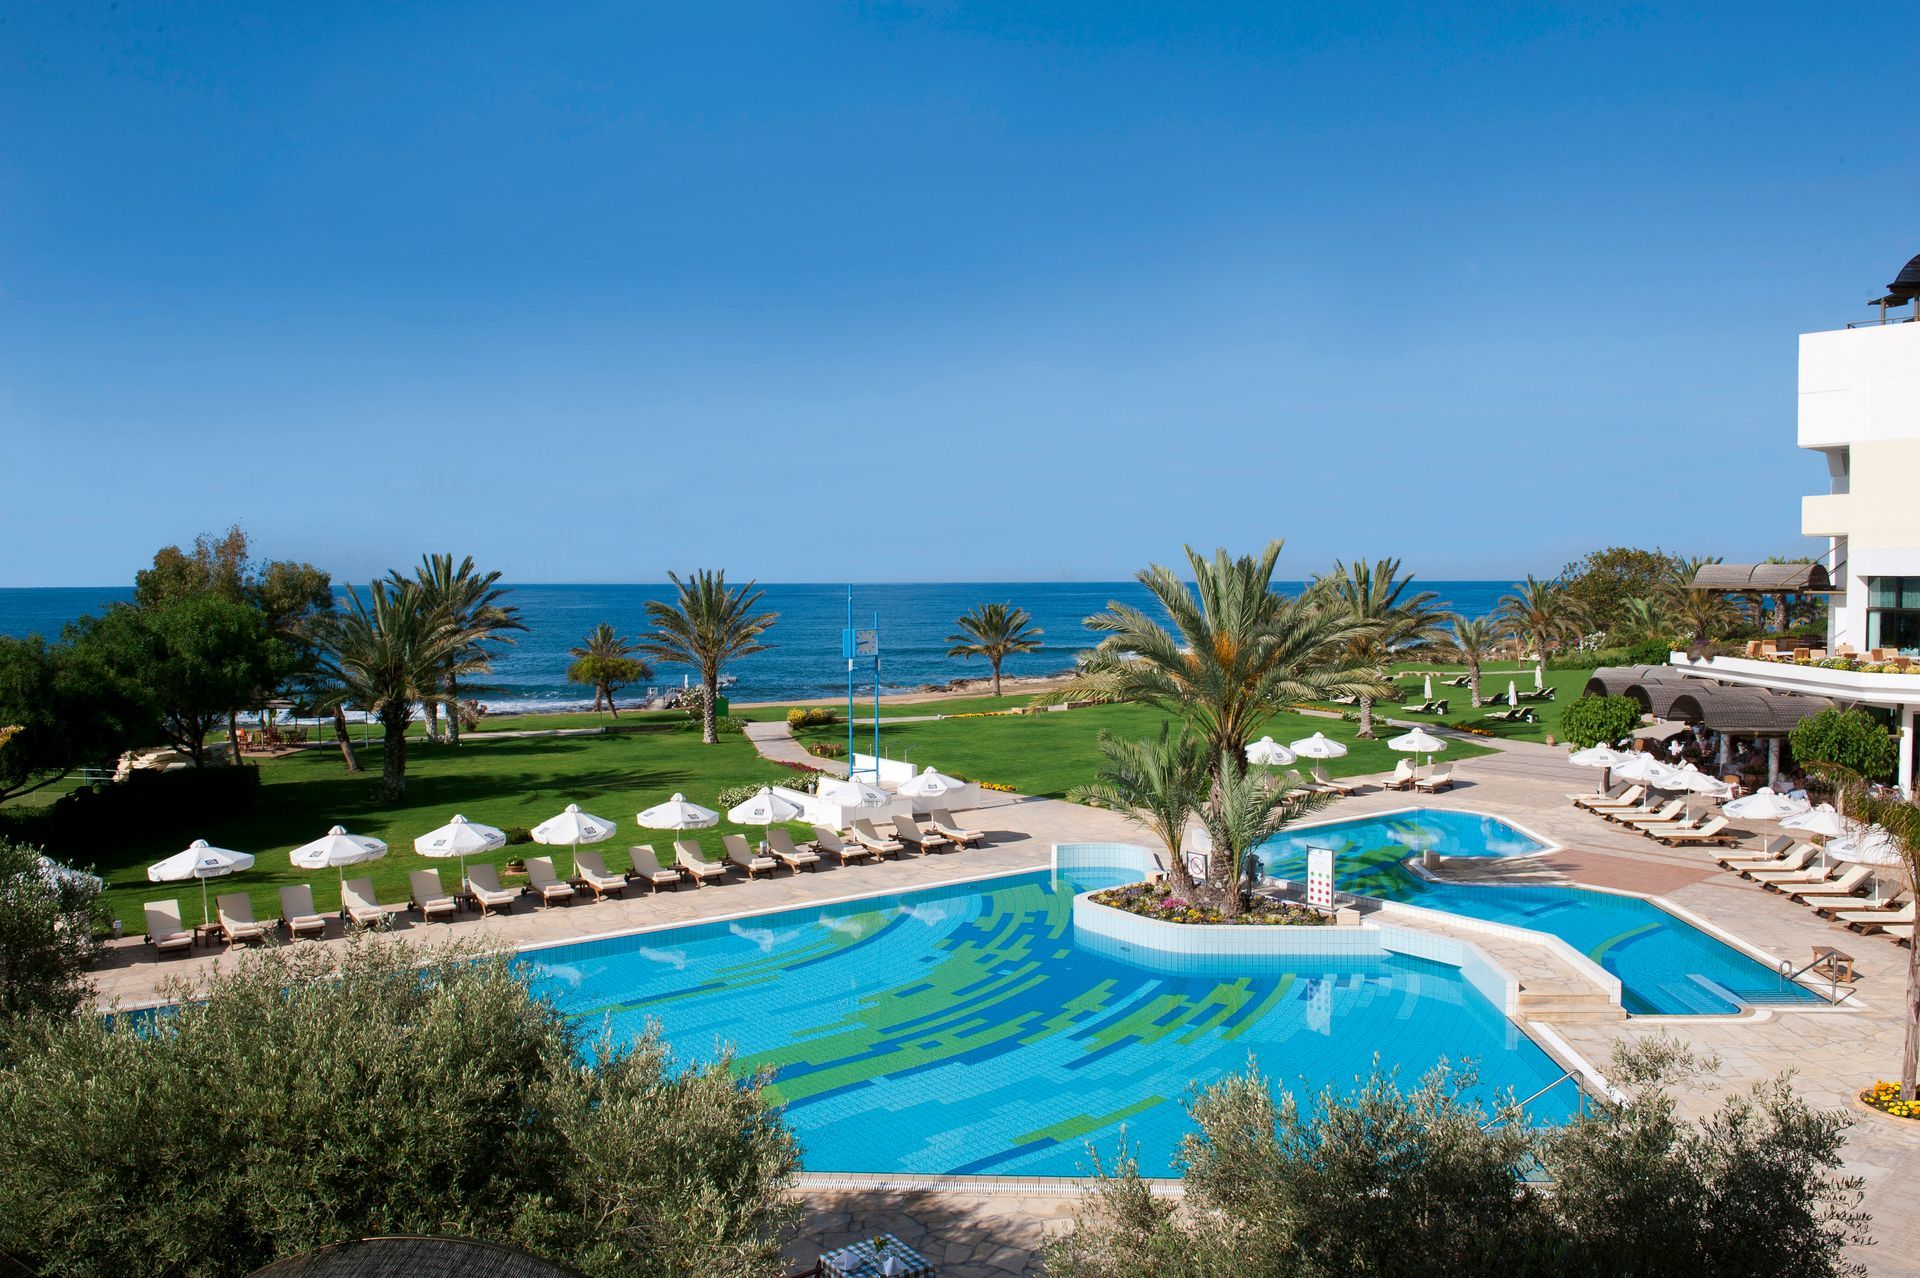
[{"xmin": 1515, "ymin": 990, "xmax": 1625, "ymax": 1023}]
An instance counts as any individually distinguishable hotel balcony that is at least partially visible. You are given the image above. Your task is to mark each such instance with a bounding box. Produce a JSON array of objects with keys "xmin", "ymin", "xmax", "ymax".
[
  {"xmin": 1801, "ymin": 492, "xmax": 1851, "ymax": 538},
  {"xmin": 1666, "ymin": 652, "xmax": 1920, "ymax": 709}
]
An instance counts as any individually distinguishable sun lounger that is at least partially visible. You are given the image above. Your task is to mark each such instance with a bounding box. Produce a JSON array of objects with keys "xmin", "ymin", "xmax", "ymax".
[
  {"xmin": 408, "ymin": 868, "xmax": 460, "ymax": 920},
  {"xmin": 1747, "ymin": 860, "xmax": 1836, "ymax": 889},
  {"xmin": 1483, "ymin": 705, "xmax": 1537, "ymax": 723},
  {"xmin": 1883, "ymin": 924, "xmax": 1913, "ymax": 945},
  {"xmin": 1652, "ymin": 816, "xmax": 1734, "ymax": 846},
  {"xmin": 892, "ymin": 814, "xmax": 955, "ymax": 853},
  {"xmin": 1312, "ymin": 765, "xmax": 1362, "ymax": 796},
  {"xmin": 929, "ymin": 808, "xmax": 986, "ymax": 846},
  {"xmin": 1413, "ymin": 766, "xmax": 1454, "ymax": 793},
  {"xmin": 1722, "ymin": 844, "xmax": 1816, "ymax": 876},
  {"xmin": 571, "ymin": 850, "xmax": 627, "ymax": 900},
  {"xmin": 524, "ymin": 856, "xmax": 576, "ymax": 906},
  {"xmin": 1329, "ymin": 693, "xmax": 1360, "ymax": 706},
  {"xmin": 1834, "ymin": 901, "xmax": 1916, "ymax": 934},
  {"xmin": 1574, "ymin": 784, "xmax": 1645, "ymax": 812},
  {"xmin": 1383, "ymin": 759, "xmax": 1417, "ymax": 792},
  {"xmin": 811, "ymin": 826, "xmax": 875, "ymax": 865},
  {"xmin": 852, "ymin": 818, "xmax": 907, "ymax": 858},
  {"xmin": 767, "ymin": 827, "xmax": 821, "ymax": 872},
  {"xmin": 1785, "ymin": 865, "xmax": 1875, "ymax": 905},
  {"xmin": 1401, "ymin": 699, "xmax": 1447, "ymax": 715},
  {"xmin": 625, "ymin": 845, "xmax": 683, "ymax": 892},
  {"xmin": 464, "ymin": 863, "xmax": 520, "ymax": 915},
  {"xmin": 724, "ymin": 834, "xmax": 778, "ymax": 879},
  {"xmin": 143, "ymin": 898, "xmax": 195, "ymax": 955},
  {"xmin": 1617, "ymin": 800, "xmax": 1687, "ymax": 829},
  {"xmin": 216, "ymin": 893, "xmax": 268, "ymax": 945},
  {"xmin": 674, "ymin": 840, "xmax": 728, "ymax": 885},
  {"xmin": 1519, "ymin": 686, "xmax": 1555, "ymax": 702},
  {"xmin": 341, "ymin": 877, "xmax": 394, "ymax": 928},
  {"xmin": 278, "ymin": 885, "xmax": 328, "ymax": 938}
]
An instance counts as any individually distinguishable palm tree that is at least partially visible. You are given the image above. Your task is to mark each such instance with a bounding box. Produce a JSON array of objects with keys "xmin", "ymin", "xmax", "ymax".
[
  {"xmin": 567, "ymin": 624, "xmax": 650, "ymax": 717},
  {"xmin": 1442, "ymin": 614, "xmax": 1503, "ymax": 707},
  {"xmin": 399, "ymin": 554, "xmax": 523, "ymax": 746},
  {"xmin": 946, "ymin": 603, "xmax": 1044, "ymax": 697},
  {"xmin": 1039, "ymin": 542, "xmax": 1378, "ymax": 773},
  {"xmin": 311, "ymin": 579, "xmax": 463, "ymax": 802},
  {"xmin": 1199, "ymin": 751, "xmax": 1330, "ymax": 916},
  {"xmin": 1068, "ymin": 727, "xmax": 1212, "ymax": 895},
  {"xmin": 1308, "ymin": 559, "xmax": 1446, "ymax": 737},
  {"xmin": 1495, "ymin": 577, "xmax": 1588, "ymax": 689},
  {"xmin": 1613, "ymin": 595, "xmax": 1675, "ymax": 647},
  {"xmin": 641, "ymin": 570, "xmax": 778, "ymax": 744},
  {"xmin": 1661, "ymin": 558, "xmax": 1737, "ymax": 645}
]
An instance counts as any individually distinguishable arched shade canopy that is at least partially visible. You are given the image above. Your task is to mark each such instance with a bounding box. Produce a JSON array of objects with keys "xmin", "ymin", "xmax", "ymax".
[
  {"xmin": 1663, "ymin": 685, "xmax": 1835, "ymax": 737},
  {"xmin": 1583, "ymin": 666, "xmax": 1685, "ymax": 699},
  {"xmin": 1689, "ymin": 562, "xmax": 1834, "ymax": 594}
]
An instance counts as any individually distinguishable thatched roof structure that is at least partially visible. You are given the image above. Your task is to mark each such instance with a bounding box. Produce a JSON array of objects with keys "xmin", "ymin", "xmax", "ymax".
[
  {"xmin": 248, "ymin": 1238, "xmax": 586, "ymax": 1278},
  {"xmin": 1690, "ymin": 562, "xmax": 1833, "ymax": 593},
  {"xmin": 1664, "ymin": 685, "xmax": 1835, "ymax": 736},
  {"xmin": 1582, "ymin": 665, "xmax": 1684, "ymax": 699}
]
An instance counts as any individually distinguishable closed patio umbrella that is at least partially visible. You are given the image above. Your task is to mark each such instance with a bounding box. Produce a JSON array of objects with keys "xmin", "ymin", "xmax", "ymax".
[
  {"xmin": 414, "ymin": 813, "xmax": 507, "ymax": 887},
  {"xmin": 532, "ymin": 803, "xmax": 616, "ymax": 877},
  {"xmin": 636, "ymin": 792, "xmax": 720, "ymax": 829},
  {"xmin": 291, "ymin": 825, "xmax": 389, "ymax": 894},
  {"xmin": 726, "ymin": 786, "xmax": 802, "ymax": 825},
  {"xmin": 150, "ymin": 839, "xmax": 256, "ymax": 926}
]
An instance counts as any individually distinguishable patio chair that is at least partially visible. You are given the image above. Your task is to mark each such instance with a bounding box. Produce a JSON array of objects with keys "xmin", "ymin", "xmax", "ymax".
[
  {"xmin": 1519, "ymin": 686, "xmax": 1556, "ymax": 702},
  {"xmin": 216, "ymin": 893, "xmax": 268, "ymax": 945},
  {"xmin": 1716, "ymin": 838, "xmax": 1806, "ymax": 871},
  {"xmin": 1312, "ymin": 765, "xmax": 1362, "ymax": 796},
  {"xmin": 1383, "ymin": 759, "xmax": 1417, "ymax": 791},
  {"xmin": 625, "ymin": 845, "xmax": 684, "ymax": 892},
  {"xmin": 811, "ymin": 826, "xmax": 875, "ymax": 865},
  {"xmin": 1615, "ymin": 799, "xmax": 1686, "ymax": 829},
  {"xmin": 1329, "ymin": 693, "xmax": 1360, "ymax": 706},
  {"xmin": 1574, "ymin": 784, "xmax": 1645, "ymax": 812},
  {"xmin": 1413, "ymin": 766, "xmax": 1454, "ymax": 793},
  {"xmin": 143, "ymin": 899, "xmax": 195, "ymax": 955},
  {"xmin": 767, "ymin": 827, "xmax": 821, "ymax": 873},
  {"xmin": 928, "ymin": 808, "xmax": 986, "ymax": 846},
  {"xmin": 1653, "ymin": 816, "xmax": 1735, "ymax": 846},
  {"xmin": 1746, "ymin": 859, "xmax": 1836, "ymax": 890},
  {"xmin": 892, "ymin": 814, "xmax": 955, "ymax": 853},
  {"xmin": 851, "ymin": 818, "xmax": 906, "ymax": 858},
  {"xmin": 1882, "ymin": 923, "xmax": 1914, "ymax": 946},
  {"xmin": 341, "ymin": 877, "xmax": 393, "ymax": 928},
  {"xmin": 1723, "ymin": 843, "xmax": 1817, "ymax": 877},
  {"xmin": 1400, "ymin": 698, "xmax": 1439, "ymax": 714},
  {"xmin": 1834, "ymin": 900, "xmax": 1916, "ymax": 935},
  {"xmin": 1784, "ymin": 865, "xmax": 1875, "ymax": 905},
  {"xmin": 409, "ymin": 868, "xmax": 460, "ymax": 920},
  {"xmin": 723, "ymin": 834, "xmax": 777, "ymax": 879},
  {"xmin": 1286, "ymin": 768, "xmax": 1336, "ymax": 795},
  {"xmin": 279, "ymin": 884, "xmax": 329, "ymax": 939},
  {"xmin": 674, "ymin": 840, "xmax": 729, "ymax": 885},
  {"xmin": 464, "ymin": 863, "xmax": 520, "ymax": 915},
  {"xmin": 523, "ymin": 856, "xmax": 576, "ymax": 906},
  {"xmin": 572, "ymin": 850, "xmax": 628, "ymax": 900}
]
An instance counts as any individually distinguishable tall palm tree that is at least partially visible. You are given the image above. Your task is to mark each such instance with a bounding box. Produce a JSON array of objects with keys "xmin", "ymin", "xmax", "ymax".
[
  {"xmin": 311, "ymin": 580, "xmax": 463, "ymax": 802},
  {"xmin": 1039, "ymin": 542, "xmax": 1378, "ymax": 773},
  {"xmin": 567, "ymin": 624, "xmax": 650, "ymax": 717},
  {"xmin": 1068, "ymin": 727, "xmax": 1212, "ymax": 895},
  {"xmin": 1308, "ymin": 559, "xmax": 1446, "ymax": 737},
  {"xmin": 399, "ymin": 554, "xmax": 523, "ymax": 746},
  {"xmin": 946, "ymin": 603, "xmax": 1044, "ymax": 697},
  {"xmin": 1613, "ymin": 595, "xmax": 1676, "ymax": 647},
  {"xmin": 641, "ymin": 570, "xmax": 778, "ymax": 744},
  {"xmin": 1660, "ymin": 557, "xmax": 1737, "ymax": 646},
  {"xmin": 1442, "ymin": 614, "xmax": 1504, "ymax": 707},
  {"xmin": 1495, "ymin": 577, "xmax": 1589, "ymax": 689},
  {"xmin": 1199, "ymin": 751, "xmax": 1330, "ymax": 916}
]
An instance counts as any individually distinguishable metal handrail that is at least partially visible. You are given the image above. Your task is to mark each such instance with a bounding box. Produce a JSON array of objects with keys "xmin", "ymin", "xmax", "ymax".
[
  {"xmin": 1780, "ymin": 954, "xmax": 1855, "ymax": 1005},
  {"xmin": 1482, "ymin": 1069, "xmax": 1586, "ymax": 1128}
]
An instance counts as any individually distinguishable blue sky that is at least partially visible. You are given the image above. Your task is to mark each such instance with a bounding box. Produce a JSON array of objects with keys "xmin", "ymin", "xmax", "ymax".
[{"xmin": 1, "ymin": 2, "xmax": 1912, "ymax": 587}]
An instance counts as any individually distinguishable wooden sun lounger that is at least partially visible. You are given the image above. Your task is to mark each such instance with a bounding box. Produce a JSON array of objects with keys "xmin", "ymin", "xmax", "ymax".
[
  {"xmin": 892, "ymin": 814, "xmax": 955, "ymax": 853},
  {"xmin": 1413, "ymin": 767, "xmax": 1454, "ymax": 793},
  {"xmin": 1813, "ymin": 890, "xmax": 1906, "ymax": 919},
  {"xmin": 341, "ymin": 877, "xmax": 395, "ymax": 928},
  {"xmin": 1717, "ymin": 840, "xmax": 1810, "ymax": 872},
  {"xmin": 767, "ymin": 828, "xmax": 821, "ymax": 872},
  {"xmin": 1575, "ymin": 785, "xmax": 1646, "ymax": 811},
  {"xmin": 464, "ymin": 863, "xmax": 520, "ymax": 915},
  {"xmin": 571, "ymin": 850, "xmax": 628, "ymax": 900},
  {"xmin": 724, "ymin": 834, "xmax": 778, "ymax": 879},
  {"xmin": 143, "ymin": 899, "xmax": 194, "ymax": 955},
  {"xmin": 408, "ymin": 868, "xmax": 460, "ymax": 920},
  {"xmin": 1835, "ymin": 902, "xmax": 1916, "ymax": 934},
  {"xmin": 625, "ymin": 845, "xmax": 683, "ymax": 892},
  {"xmin": 1746, "ymin": 861, "xmax": 1834, "ymax": 889},
  {"xmin": 1313, "ymin": 766, "xmax": 1363, "ymax": 796},
  {"xmin": 279, "ymin": 885, "xmax": 328, "ymax": 939},
  {"xmin": 674, "ymin": 840, "xmax": 728, "ymax": 885},
  {"xmin": 1881, "ymin": 924, "xmax": 1914, "ymax": 945},
  {"xmin": 1785, "ymin": 865, "xmax": 1875, "ymax": 905},
  {"xmin": 1724, "ymin": 845, "xmax": 1816, "ymax": 877},
  {"xmin": 811, "ymin": 826, "xmax": 875, "ymax": 865},
  {"xmin": 929, "ymin": 808, "xmax": 985, "ymax": 846},
  {"xmin": 1617, "ymin": 801, "xmax": 1687, "ymax": 829},
  {"xmin": 1653, "ymin": 817, "xmax": 1734, "ymax": 846},
  {"xmin": 1383, "ymin": 760, "xmax": 1418, "ymax": 792},
  {"xmin": 524, "ymin": 856, "xmax": 576, "ymax": 906},
  {"xmin": 851, "ymin": 819, "xmax": 906, "ymax": 858},
  {"xmin": 216, "ymin": 893, "xmax": 268, "ymax": 945}
]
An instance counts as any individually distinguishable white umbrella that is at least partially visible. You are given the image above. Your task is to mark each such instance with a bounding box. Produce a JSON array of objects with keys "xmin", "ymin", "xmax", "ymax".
[
  {"xmin": 814, "ymin": 777, "xmax": 892, "ymax": 811},
  {"xmin": 291, "ymin": 825, "xmax": 389, "ymax": 893},
  {"xmin": 1665, "ymin": 765, "xmax": 1732, "ymax": 797},
  {"xmin": 149, "ymin": 839, "xmax": 256, "ymax": 925},
  {"xmin": 726, "ymin": 786, "xmax": 802, "ymax": 825},
  {"xmin": 37, "ymin": 855, "xmax": 103, "ymax": 892},
  {"xmin": 532, "ymin": 803, "xmax": 617, "ymax": 876},
  {"xmin": 1567, "ymin": 745, "xmax": 1628, "ymax": 793},
  {"xmin": 1783, "ymin": 806, "xmax": 1847, "ymax": 841},
  {"xmin": 1289, "ymin": 732, "xmax": 1349, "ymax": 760},
  {"xmin": 1387, "ymin": 727, "xmax": 1448, "ymax": 778},
  {"xmin": 414, "ymin": 813, "xmax": 506, "ymax": 886},
  {"xmin": 636, "ymin": 792, "xmax": 720, "ymax": 829},
  {"xmin": 1507, "ymin": 682, "xmax": 1519, "ymax": 708},
  {"xmin": 895, "ymin": 766, "xmax": 971, "ymax": 801},
  {"xmin": 1423, "ymin": 674, "xmax": 1434, "ymax": 701},
  {"xmin": 1612, "ymin": 753, "xmax": 1675, "ymax": 785},
  {"xmin": 1247, "ymin": 736, "xmax": 1296, "ymax": 766},
  {"xmin": 1723, "ymin": 790, "xmax": 1811, "ymax": 821},
  {"xmin": 1828, "ymin": 825, "xmax": 1903, "ymax": 867}
]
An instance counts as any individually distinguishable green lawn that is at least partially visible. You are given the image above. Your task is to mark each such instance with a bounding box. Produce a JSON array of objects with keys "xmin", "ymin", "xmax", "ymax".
[
  {"xmin": 54, "ymin": 722, "xmax": 820, "ymax": 934},
  {"xmin": 1312, "ymin": 662, "xmax": 1600, "ymax": 745},
  {"xmin": 799, "ymin": 702, "xmax": 1495, "ymax": 799},
  {"xmin": 731, "ymin": 693, "xmax": 1039, "ymax": 722}
]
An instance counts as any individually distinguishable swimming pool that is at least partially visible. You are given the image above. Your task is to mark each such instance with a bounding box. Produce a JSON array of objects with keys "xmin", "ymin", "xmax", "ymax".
[
  {"xmin": 1258, "ymin": 810, "xmax": 1820, "ymax": 1016},
  {"xmin": 519, "ymin": 866, "xmax": 1578, "ymax": 1178}
]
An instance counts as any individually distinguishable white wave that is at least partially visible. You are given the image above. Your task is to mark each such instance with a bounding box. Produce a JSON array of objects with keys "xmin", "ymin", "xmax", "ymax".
[
  {"xmin": 637, "ymin": 946, "xmax": 688, "ymax": 970},
  {"xmin": 896, "ymin": 903, "xmax": 947, "ymax": 926},
  {"xmin": 729, "ymin": 922, "xmax": 801, "ymax": 954},
  {"xmin": 820, "ymin": 914, "xmax": 867, "ymax": 939}
]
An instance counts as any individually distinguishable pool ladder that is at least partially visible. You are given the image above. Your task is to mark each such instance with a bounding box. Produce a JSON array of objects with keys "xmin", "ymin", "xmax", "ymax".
[{"xmin": 1778, "ymin": 955, "xmax": 1855, "ymax": 1006}]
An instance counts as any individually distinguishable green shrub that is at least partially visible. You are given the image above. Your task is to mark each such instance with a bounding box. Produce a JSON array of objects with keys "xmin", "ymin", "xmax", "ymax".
[
  {"xmin": 1547, "ymin": 646, "xmax": 1629, "ymax": 671},
  {"xmin": 1790, "ymin": 707, "xmax": 1898, "ymax": 782},
  {"xmin": 785, "ymin": 707, "xmax": 838, "ymax": 729},
  {"xmin": 1, "ymin": 765, "xmax": 262, "ymax": 856},
  {"xmin": 0, "ymin": 838, "xmax": 103, "ymax": 1035},
  {"xmin": 808, "ymin": 741, "xmax": 847, "ymax": 759},
  {"xmin": 1624, "ymin": 637, "xmax": 1676, "ymax": 665},
  {"xmin": 1559, "ymin": 695, "xmax": 1642, "ymax": 748},
  {"xmin": 502, "ymin": 826, "xmax": 533, "ymax": 846}
]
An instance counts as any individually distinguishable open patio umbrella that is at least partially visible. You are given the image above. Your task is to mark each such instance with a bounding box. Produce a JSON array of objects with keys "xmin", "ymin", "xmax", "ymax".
[
  {"xmin": 37, "ymin": 855, "xmax": 103, "ymax": 892},
  {"xmin": 414, "ymin": 813, "xmax": 507, "ymax": 888},
  {"xmin": 636, "ymin": 792, "xmax": 720, "ymax": 830},
  {"xmin": 291, "ymin": 825, "xmax": 389, "ymax": 893},
  {"xmin": 149, "ymin": 839, "xmax": 256, "ymax": 926},
  {"xmin": 1568, "ymin": 745, "xmax": 1629, "ymax": 793},
  {"xmin": 1783, "ymin": 806, "xmax": 1847, "ymax": 842},
  {"xmin": 1612, "ymin": 752, "xmax": 1676, "ymax": 786},
  {"xmin": 1387, "ymin": 726, "xmax": 1448, "ymax": 778},
  {"xmin": 532, "ymin": 803, "xmax": 616, "ymax": 877},
  {"xmin": 1723, "ymin": 790, "xmax": 1811, "ymax": 821},
  {"xmin": 1247, "ymin": 736, "xmax": 1296, "ymax": 767},
  {"xmin": 726, "ymin": 786, "xmax": 803, "ymax": 825},
  {"xmin": 1828, "ymin": 825, "xmax": 1902, "ymax": 867},
  {"xmin": 895, "ymin": 766, "xmax": 971, "ymax": 802},
  {"xmin": 814, "ymin": 777, "xmax": 891, "ymax": 811},
  {"xmin": 1289, "ymin": 732, "xmax": 1350, "ymax": 790}
]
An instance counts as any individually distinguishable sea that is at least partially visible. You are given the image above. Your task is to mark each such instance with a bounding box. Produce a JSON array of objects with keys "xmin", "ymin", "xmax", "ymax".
[{"xmin": 0, "ymin": 581, "xmax": 1514, "ymax": 711}]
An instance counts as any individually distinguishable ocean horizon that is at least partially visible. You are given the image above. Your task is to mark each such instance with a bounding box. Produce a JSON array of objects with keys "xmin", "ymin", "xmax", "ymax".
[{"xmin": 0, "ymin": 580, "xmax": 1522, "ymax": 710}]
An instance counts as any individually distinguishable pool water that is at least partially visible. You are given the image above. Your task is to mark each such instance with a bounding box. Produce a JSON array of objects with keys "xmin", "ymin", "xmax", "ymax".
[
  {"xmin": 1259, "ymin": 811, "xmax": 1820, "ymax": 1016},
  {"xmin": 519, "ymin": 867, "xmax": 1577, "ymax": 1177}
]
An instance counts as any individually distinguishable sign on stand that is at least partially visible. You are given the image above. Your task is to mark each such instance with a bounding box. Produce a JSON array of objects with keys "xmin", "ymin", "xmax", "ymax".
[{"xmin": 1306, "ymin": 846, "xmax": 1335, "ymax": 912}]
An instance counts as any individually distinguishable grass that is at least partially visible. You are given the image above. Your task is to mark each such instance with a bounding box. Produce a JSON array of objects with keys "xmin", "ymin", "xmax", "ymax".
[{"xmin": 1311, "ymin": 661, "xmax": 1600, "ymax": 745}]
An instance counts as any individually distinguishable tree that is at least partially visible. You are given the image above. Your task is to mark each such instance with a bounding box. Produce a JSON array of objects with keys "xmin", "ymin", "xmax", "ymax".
[
  {"xmin": 0, "ymin": 837, "xmax": 102, "ymax": 1035},
  {"xmin": 1791, "ymin": 708, "xmax": 1898, "ymax": 784},
  {"xmin": 0, "ymin": 636, "xmax": 149, "ymax": 803},
  {"xmin": 1069, "ymin": 727, "xmax": 1213, "ymax": 896},
  {"xmin": 1495, "ymin": 576, "xmax": 1589, "ymax": 688},
  {"xmin": 1559, "ymin": 695, "xmax": 1642, "ymax": 749},
  {"xmin": 641, "ymin": 571, "xmax": 778, "ymax": 745},
  {"xmin": 1662, "ymin": 557, "xmax": 1738, "ymax": 645},
  {"xmin": 401, "ymin": 554, "xmax": 524, "ymax": 745},
  {"xmin": 1308, "ymin": 559, "xmax": 1446, "ymax": 738},
  {"xmin": 567, "ymin": 624, "xmax": 650, "ymax": 717},
  {"xmin": 310, "ymin": 580, "xmax": 463, "ymax": 802},
  {"xmin": 0, "ymin": 934, "xmax": 800, "ymax": 1278},
  {"xmin": 1613, "ymin": 595, "xmax": 1676, "ymax": 647},
  {"xmin": 1040, "ymin": 542, "xmax": 1378, "ymax": 772},
  {"xmin": 1441, "ymin": 614, "xmax": 1503, "ymax": 707},
  {"xmin": 1557, "ymin": 546, "xmax": 1682, "ymax": 638},
  {"xmin": 1197, "ymin": 751, "xmax": 1328, "ymax": 916},
  {"xmin": 946, "ymin": 602, "xmax": 1044, "ymax": 697},
  {"xmin": 134, "ymin": 525, "xmax": 251, "ymax": 610}
]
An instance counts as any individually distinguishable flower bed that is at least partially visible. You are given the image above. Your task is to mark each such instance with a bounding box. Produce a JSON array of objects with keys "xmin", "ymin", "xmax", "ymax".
[
  {"xmin": 1861, "ymin": 1082, "xmax": 1920, "ymax": 1119},
  {"xmin": 1092, "ymin": 882, "xmax": 1331, "ymax": 927}
]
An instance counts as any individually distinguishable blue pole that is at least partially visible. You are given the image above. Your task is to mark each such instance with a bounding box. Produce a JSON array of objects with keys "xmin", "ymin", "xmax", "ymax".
[
  {"xmin": 871, "ymin": 608, "xmax": 881, "ymax": 773},
  {"xmin": 846, "ymin": 587, "xmax": 856, "ymax": 772}
]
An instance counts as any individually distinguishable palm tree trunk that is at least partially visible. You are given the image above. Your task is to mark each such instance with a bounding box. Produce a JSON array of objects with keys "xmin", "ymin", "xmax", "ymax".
[
  {"xmin": 379, "ymin": 707, "xmax": 409, "ymax": 802},
  {"xmin": 446, "ymin": 676, "xmax": 462, "ymax": 747},
  {"xmin": 332, "ymin": 706, "xmax": 361, "ymax": 773},
  {"xmin": 1469, "ymin": 665, "xmax": 1482, "ymax": 708},
  {"xmin": 606, "ymin": 683, "xmax": 620, "ymax": 719},
  {"xmin": 422, "ymin": 698, "xmax": 440, "ymax": 744},
  {"xmin": 702, "ymin": 672, "xmax": 719, "ymax": 745},
  {"xmin": 991, "ymin": 658, "xmax": 1003, "ymax": 698},
  {"xmin": 1904, "ymin": 938, "xmax": 1919, "ymax": 1100},
  {"xmin": 227, "ymin": 710, "xmax": 242, "ymax": 765},
  {"xmin": 1358, "ymin": 695, "xmax": 1375, "ymax": 738}
]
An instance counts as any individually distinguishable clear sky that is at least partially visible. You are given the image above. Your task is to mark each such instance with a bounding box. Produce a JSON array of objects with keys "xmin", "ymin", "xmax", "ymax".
[{"xmin": 2, "ymin": 2, "xmax": 1912, "ymax": 587}]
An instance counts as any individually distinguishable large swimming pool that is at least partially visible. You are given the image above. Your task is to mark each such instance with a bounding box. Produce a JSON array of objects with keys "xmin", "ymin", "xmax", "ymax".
[
  {"xmin": 1258, "ymin": 810, "xmax": 1819, "ymax": 1016},
  {"xmin": 519, "ymin": 866, "xmax": 1578, "ymax": 1178}
]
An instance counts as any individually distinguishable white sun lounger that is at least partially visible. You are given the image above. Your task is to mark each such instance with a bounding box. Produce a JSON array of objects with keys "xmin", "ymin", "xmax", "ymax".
[
  {"xmin": 892, "ymin": 814, "xmax": 954, "ymax": 853},
  {"xmin": 216, "ymin": 893, "xmax": 268, "ymax": 945},
  {"xmin": 811, "ymin": 826, "xmax": 874, "ymax": 865},
  {"xmin": 279, "ymin": 884, "xmax": 329, "ymax": 938},
  {"xmin": 524, "ymin": 856, "xmax": 576, "ymax": 906},
  {"xmin": 571, "ymin": 850, "xmax": 627, "ymax": 900},
  {"xmin": 851, "ymin": 819, "xmax": 905, "ymax": 858},
  {"xmin": 724, "ymin": 834, "xmax": 778, "ymax": 879},
  {"xmin": 767, "ymin": 827, "xmax": 821, "ymax": 872},
  {"xmin": 674, "ymin": 840, "xmax": 728, "ymax": 885},
  {"xmin": 341, "ymin": 877, "xmax": 395, "ymax": 928},
  {"xmin": 928, "ymin": 809, "xmax": 985, "ymax": 846},
  {"xmin": 409, "ymin": 868, "xmax": 460, "ymax": 920},
  {"xmin": 464, "ymin": 863, "xmax": 520, "ymax": 915},
  {"xmin": 143, "ymin": 899, "xmax": 195, "ymax": 955}
]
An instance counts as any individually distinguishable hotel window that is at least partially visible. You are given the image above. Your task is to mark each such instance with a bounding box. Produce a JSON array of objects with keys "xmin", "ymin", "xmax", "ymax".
[{"xmin": 1868, "ymin": 577, "xmax": 1920, "ymax": 653}]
